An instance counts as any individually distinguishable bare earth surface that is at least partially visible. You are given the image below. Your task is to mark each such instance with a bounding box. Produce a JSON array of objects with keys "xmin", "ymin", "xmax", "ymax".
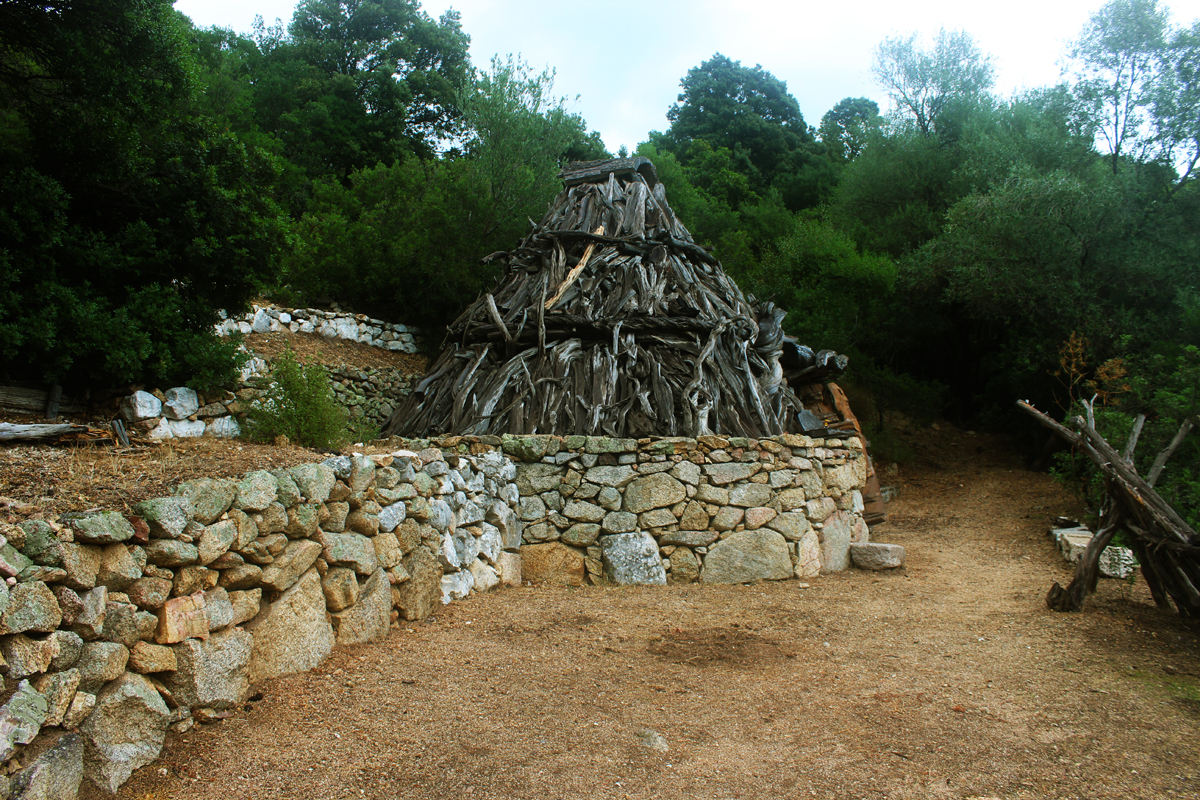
[
  {"xmin": 63, "ymin": 430, "xmax": 1198, "ymax": 800},
  {"xmin": 0, "ymin": 332, "xmax": 427, "ymax": 519}
]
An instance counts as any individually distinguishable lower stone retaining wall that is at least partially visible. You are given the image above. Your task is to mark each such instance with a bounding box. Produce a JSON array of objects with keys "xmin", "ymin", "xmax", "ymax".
[
  {"xmin": 0, "ymin": 434, "xmax": 871, "ymax": 797},
  {"xmin": 498, "ymin": 432, "xmax": 870, "ymax": 585}
]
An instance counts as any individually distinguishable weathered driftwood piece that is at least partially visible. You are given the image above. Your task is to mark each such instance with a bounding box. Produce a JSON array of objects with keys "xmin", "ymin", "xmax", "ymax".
[
  {"xmin": 45, "ymin": 384, "xmax": 62, "ymax": 420},
  {"xmin": 1017, "ymin": 400, "xmax": 1200, "ymax": 616},
  {"xmin": 1121, "ymin": 413, "xmax": 1146, "ymax": 465},
  {"xmin": 545, "ymin": 225, "xmax": 604, "ymax": 309},
  {"xmin": 383, "ymin": 158, "xmax": 854, "ymax": 441},
  {"xmin": 1046, "ymin": 503, "xmax": 1122, "ymax": 612},
  {"xmin": 111, "ymin": 418, "xmax": 131, "ymax": 448},
  {"xmin": 484, "ymin": 294, "xmax": 511, "ymax": 343},
  {"xmin": 0, "ymin": 422, "xmax": 89, "ymax": 442}
]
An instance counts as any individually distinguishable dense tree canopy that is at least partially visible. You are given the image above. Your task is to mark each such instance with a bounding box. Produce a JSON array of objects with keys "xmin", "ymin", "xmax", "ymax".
[
  {"xmin": 191, "ymin": 0, "xmax": 472, "ymax": 187},
  {"xmin": 656, "ymin": 54, "xmax": 835, "ymax": 212},
  {"xmin": 0, "ymin": 0, "xmax": 285, "ymax": 390}
]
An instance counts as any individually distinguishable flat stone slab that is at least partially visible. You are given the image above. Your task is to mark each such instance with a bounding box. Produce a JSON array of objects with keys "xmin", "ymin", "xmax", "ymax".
[
  {"xmin": 820, "ymin": 511, "xmax": 854, "ymax": 572},
  {"xmin": 850, "ymin": 542, "xmax": 905, "ymax": 570},
  {"xmin": 1051, "ymin": 526, "xmax": 1137, "ymax": 579},
  {"xmin": 658, "ymin": 531, "xmax": 719, "ymax": 548}
]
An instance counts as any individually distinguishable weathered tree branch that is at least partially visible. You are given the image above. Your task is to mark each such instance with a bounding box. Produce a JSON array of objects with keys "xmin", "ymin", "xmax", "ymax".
[
  {"xmin": 1122, "ymin": 413, "xmax": 1146, "ymax": 466},
  {"xmin": 1146, "ymin": 417, "xmax": 1195, "ymax": 488}
]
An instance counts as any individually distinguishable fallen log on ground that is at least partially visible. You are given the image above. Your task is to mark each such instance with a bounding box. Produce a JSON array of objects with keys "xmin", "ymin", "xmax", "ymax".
[{"xmin": 0, "ymin": 422, "xmax": 90, "ymax": 442}]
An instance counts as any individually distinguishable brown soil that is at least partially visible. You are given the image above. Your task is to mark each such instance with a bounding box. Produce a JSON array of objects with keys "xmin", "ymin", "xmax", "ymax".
[
  {"xmin": 54, "ymin": 427, "xmax": 1196, "ymax": 800},
  {"xmin": 5, "ymin": 338, "xmax": 1198, "ymax": 799},
  {"xmin": 241, "ymin": 331, "xmax": 429, "ymax": 374},
  {"xmin": 0, "ymin": 434, "xmax": 324, "ymax": 518}
]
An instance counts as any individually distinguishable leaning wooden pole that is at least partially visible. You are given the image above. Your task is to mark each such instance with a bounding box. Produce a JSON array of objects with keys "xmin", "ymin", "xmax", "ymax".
[{"xmin": 1017, "ymin": 400, "xmax": 1200, "ymax": 616}]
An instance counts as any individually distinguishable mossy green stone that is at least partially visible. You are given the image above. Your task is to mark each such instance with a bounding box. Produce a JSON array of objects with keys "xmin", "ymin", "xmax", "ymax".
[{"xmin": 502, "ymin": 436, "xmax": 547, "ymax": 461}]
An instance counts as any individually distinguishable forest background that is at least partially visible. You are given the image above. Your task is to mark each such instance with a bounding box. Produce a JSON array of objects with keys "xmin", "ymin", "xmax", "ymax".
[{"xmin": 2, "ymin": 0, "xmax": 1199, "ymax": 526}]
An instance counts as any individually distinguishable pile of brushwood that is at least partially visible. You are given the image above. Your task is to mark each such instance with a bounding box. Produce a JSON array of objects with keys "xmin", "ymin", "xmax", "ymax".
[
  {"xmin": 1019, "ymin": 400, "xmax": 1200, "ymax": 617},
  {"xmin": 383, "ymin": 157, "xmax": 846, "ymax": 439}
]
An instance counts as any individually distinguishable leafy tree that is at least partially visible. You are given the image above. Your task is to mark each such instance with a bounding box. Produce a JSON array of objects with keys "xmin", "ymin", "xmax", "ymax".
[
  {"xmin": 872, "ymin": 28, "xmax": 995, "ymax": 139},
  {"xmin": 1156, "ymin": 19, "xmax": 1200, "ymax": 181},
  {"xmin": 635, "ymin": 140, "xmax": 790, "ymax": 279},
  {"xmin": 898, "ymin": 154, "xmax": 1200, "ymax": 422},
  {"xmin": 748, "ymin": 216, "xmax": 896, "ymax": 354},
  {"xmin": 0, "ymin": 0, "xmax": 286, "ymax": 390},
  {"xmin": 1067, "ymin": 0, "xmax": 1172, "ymax": 172},
  {"xmin": 287, "ymin": 0, "xmax": 471, "ymax": 158},
  {"xmin": 283, "ymin": 58, "xmax": 606, "ymax": 326},
  {"xmin": 828, "ymin": 34, "xmax": 1004, "ymax": 258},
  {"xmin": 658, "ymin": 54, "xmax": 834, "ymax": 211},
  {"xmin": 829, "ymin": 128, "xmax": 970, "ymax": 257},
  {"xmin": 283, "ymin": 156, "xmax": 493, "ymax": 327},
  {"xmin": 458, "ymin": 55, "xmax": 608, "ymax": 242},
  {"xmin": 955, "ymin": 88, "xmax": 1100, "ymax": 184},
  {"xmin": 183, "ymin": 0, "xmax": 473, "ymax": 192},
  {"xmin": 819, "ymin": 97, "xmax": 883, "ymax": 163}
]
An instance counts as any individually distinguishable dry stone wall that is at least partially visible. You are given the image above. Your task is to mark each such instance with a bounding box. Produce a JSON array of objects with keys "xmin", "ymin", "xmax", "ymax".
[
  {"xmin": 0, "ymin": 434, "xmax": 870, "ymax": 797},
  {"xmin": 327, "ymin": 365, "xmax": 418, "ymax": 430},
  {"xmin": 487, "ymin": 432, "xmax": 871, "ymax": 586},
  {"xmin": 216, "ymin": 304, "xmax": 427, "ymax": 355},
  {"xmin": 118, "ymin": 304, "xmax": 429, "ymax": 439},
  {"xmin": 0, "ymin": 447, "xmax": 518, "ymax": 797}
]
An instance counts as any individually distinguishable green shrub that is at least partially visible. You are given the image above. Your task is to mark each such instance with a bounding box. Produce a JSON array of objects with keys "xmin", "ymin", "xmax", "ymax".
[
  {"xmin": 244, "ymin": 348, "xmax": 348, "ymax": 450},
  {"xmin": 345, "ymin": 415, "xmax": 381, "ymax": 446},
  {"xmin": 1050, "ymin": 342, "xmax": 1200, "ymax": 532}
]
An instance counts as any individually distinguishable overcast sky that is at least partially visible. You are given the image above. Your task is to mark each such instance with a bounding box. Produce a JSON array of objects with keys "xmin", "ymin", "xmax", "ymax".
[{"xmin": 175, "ymin": 0, "xmax": 1200, "ymax": 154}]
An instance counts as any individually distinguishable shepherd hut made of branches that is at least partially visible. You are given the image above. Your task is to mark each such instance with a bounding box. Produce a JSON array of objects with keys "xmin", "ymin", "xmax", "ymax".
[{"xmin": 382, "ymin": 157, "xmax": 855, "ymax": 443}]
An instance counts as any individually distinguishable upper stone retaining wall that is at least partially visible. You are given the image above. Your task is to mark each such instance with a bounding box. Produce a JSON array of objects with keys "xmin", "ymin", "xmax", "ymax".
[
  {"xmin": 0, "ymin": 434, "xmax": 869, "ymax": 797},
  {"xmin": 216, "ymin": 304, "xmax": 429, "ymax": 355},
  {"xmin": 118, "ymin": 305, "xmax": 429, "ymax": 439}
]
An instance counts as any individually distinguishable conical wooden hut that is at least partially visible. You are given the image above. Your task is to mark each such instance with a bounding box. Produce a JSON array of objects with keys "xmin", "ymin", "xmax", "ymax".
[{"xmin": 383, "ymin": 156, "xmax": 852, "ymax": 441}]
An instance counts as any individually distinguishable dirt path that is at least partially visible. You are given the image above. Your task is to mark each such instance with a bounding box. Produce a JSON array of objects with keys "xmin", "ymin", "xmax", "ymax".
[{"xmin": 95, "ymin": 436, "xmax": 1200, "ymax": 800}]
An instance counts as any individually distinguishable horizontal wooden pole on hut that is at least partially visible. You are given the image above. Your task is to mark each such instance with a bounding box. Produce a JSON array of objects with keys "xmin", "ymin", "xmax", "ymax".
[{"xmin": 465, "ymin": 315, "xmax": 720, "ymax": 344}]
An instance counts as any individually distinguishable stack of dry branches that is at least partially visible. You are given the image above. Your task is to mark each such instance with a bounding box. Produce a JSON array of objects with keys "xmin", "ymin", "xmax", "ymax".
[
  {"xmin": 1018, "ymin": 400, "xmax": 1200, "ymax": 616},
  {"xmin": 382, "ymin": 157, "xmax": 846, "ymax": 439}
]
